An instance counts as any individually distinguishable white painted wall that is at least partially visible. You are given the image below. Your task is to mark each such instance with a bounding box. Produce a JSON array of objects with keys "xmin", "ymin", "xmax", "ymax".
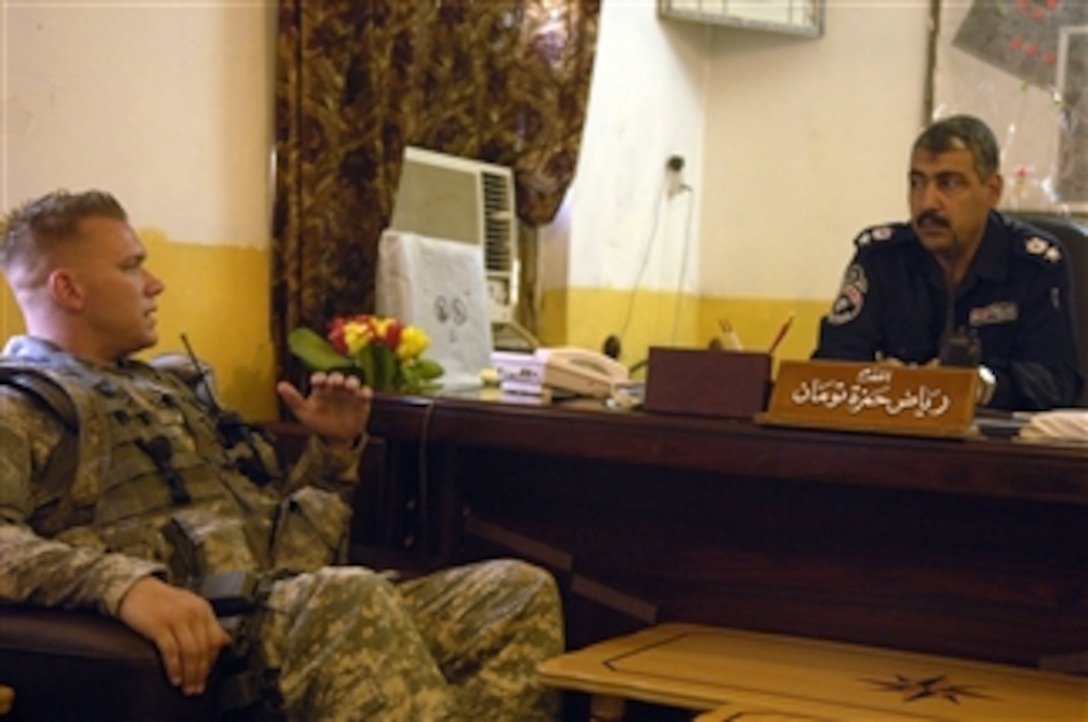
[
  {"xmin": 542, "ymin": 0, "xmax": 710, "ymax": 293},
  {"xmin": 701, "ymin": 0, "xmax": 931, "ymax": 300},
  {"xmin": 556, "ymin": 0, "xmax": 932, "ymax": 301},
  {"xmin": 1, "ymin": 0, "xmax": 274, "ymax": 248},
  {"xmin": 4, "ymin": 0, "xmax": 933, "ymax": 308}
]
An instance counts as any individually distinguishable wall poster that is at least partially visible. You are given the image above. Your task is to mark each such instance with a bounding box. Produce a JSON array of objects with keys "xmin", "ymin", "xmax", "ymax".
[{"xmin": 932, "ymin": 1, "xmax": 1087, "ymax": 213}]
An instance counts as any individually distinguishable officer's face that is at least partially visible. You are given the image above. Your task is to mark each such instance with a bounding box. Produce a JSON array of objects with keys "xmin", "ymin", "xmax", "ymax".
[
  {"xmin": 62, "ymin": 217, "xmax": 165, "ymax": 362},
  {"xmin": 908, "ymin": 148, "xmax": 1002, "ymax": 259}
]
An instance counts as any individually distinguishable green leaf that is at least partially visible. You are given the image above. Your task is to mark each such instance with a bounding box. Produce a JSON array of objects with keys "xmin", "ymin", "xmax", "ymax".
[
  {"xmin": 372, "ymin": 345, "xmax": 398, "ymax": 391},
  {"xmin": 414, "ymin": 358, "xmax": 444, "ymax": 380},
  {"xmin": 287, "ymin": 327, "xmax": 353, "ymax": 372}
]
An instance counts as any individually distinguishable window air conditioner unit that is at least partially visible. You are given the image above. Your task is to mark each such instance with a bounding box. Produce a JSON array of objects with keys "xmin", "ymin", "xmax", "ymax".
[{"xmin": 389, "ymin": 146, "xmax": 519, "ymax": 325}]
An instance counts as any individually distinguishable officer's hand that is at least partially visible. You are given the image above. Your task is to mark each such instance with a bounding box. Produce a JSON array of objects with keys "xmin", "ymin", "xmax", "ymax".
[
  {"xmin": 276, "ymin": 371, "xmax": 373, "ymax": 449},
  {"xmin": 118, "ymin": 576, "xmax": 231, "ymax": 696}
]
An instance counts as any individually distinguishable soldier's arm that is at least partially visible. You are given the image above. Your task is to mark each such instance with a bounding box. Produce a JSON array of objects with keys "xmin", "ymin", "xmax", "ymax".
[
  {"xmin": 0, "ymin": 399, "xmax": 166, "ymax": 616},
  {"xmin": 0, "ymin": 396, "xmax": 229, "ymax": 694}
]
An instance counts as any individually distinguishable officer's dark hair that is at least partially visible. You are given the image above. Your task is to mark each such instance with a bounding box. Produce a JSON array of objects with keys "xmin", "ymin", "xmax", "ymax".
[
  {"xmin": 0, "ymin": 190, "xmax": 127, "ymax": 273},
  {"xmin": 912, "ymin": 115, "xmax": 1000, "ymax": 182}
]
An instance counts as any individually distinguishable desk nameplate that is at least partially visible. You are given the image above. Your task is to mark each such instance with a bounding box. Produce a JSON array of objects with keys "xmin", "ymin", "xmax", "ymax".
[
  {"xmin": 644, "ymin": 347, "xmax": 771, "ymax": 420},
  {"xmin": 758, "ymin": 360, "xmax": 978, "ymax": 439}
]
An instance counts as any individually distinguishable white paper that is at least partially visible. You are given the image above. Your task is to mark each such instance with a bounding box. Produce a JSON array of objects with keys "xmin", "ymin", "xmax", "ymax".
[
  {"xmin": 376, "ymin": 230, "xmax": 493, "ymax": 390},
  {"xmin": 1018, "ymin": 409, "xmax": 1088, "ymax": 445}
]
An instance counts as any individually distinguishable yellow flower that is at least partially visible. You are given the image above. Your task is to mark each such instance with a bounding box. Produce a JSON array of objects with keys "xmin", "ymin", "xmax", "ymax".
[
  {"xmin": 342, "ymin": 320, "xmax": 374, "ymax": 356},
  {"xmin": 397, "ymin": 326, "xmax": 430, "ymax": 361}
]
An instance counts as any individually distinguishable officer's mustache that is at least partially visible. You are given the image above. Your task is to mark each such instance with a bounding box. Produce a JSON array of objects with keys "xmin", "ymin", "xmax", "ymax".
[{"xmin": 915, "ymin": 211, "xmax": 949, "ymax": 228}]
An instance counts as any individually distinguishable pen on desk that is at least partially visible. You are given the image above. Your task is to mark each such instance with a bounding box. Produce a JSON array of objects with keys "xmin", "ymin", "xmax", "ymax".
[
  {"xmin": 718, "ymin": 319, "xmax": 744, "ymax": 351},
  {"xmin": 767, "ymin": 312, "xmax": 795, "ymax": 355}
]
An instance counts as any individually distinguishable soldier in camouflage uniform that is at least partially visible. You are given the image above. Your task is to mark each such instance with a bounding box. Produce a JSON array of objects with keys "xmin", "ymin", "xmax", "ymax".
[{"xmin": 0, "ymin": 190, "xmax": 563, "ymax": 721}]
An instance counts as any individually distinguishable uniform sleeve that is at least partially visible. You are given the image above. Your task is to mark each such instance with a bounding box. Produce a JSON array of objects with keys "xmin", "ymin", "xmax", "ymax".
[
  {"xmin": 812, "ymin": 249, "xmax": 886, "ymax": 362},
  {"xmin": 0, "ymin": 395, "xmax": 165, "ymax": 617},
  {"xmin": 992, "ymin": 258, "xmax": 1084, "ymax": 411},
  {"xmin": 283, "ymin": 434, "xmax": 365, "ymax": 501}
]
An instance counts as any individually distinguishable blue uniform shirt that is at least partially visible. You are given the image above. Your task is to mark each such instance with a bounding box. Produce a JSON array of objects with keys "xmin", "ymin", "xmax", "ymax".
[{"xmin": 814, "ymin": 211, "xmax": 1083, "ymax": 411}]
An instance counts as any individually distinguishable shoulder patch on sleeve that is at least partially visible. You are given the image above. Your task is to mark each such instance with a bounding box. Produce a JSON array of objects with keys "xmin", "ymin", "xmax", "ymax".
[{"xmin": 827, "ymin": 263, "xmax": 868, "ymax": 326}]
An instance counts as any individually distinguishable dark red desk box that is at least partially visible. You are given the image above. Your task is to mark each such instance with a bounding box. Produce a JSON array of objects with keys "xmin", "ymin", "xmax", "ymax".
[{"xmin": 643, "ymin": 347, "xmax": 772, "ymax": 420}]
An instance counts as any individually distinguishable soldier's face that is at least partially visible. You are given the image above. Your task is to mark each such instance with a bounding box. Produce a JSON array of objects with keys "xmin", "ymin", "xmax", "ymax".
[
  {"xmin": 65, "ymin": 217, "xmax": 165, "ymax": 361},
  {"xmin": 908, "ymin": 148, "xmax": 1001, "ymax": 259}
]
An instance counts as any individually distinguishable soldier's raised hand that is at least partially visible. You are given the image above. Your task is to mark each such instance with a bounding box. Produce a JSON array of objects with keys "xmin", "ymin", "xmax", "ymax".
[{"xmin": 276, "ymin": 371, "xmax": 372, "ymax": 448}]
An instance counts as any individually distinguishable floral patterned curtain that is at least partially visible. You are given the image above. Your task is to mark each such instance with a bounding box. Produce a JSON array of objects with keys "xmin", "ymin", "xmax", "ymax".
[{"xmin": 272, "ymin": 0, "xmax": 601, "ymax": 383}]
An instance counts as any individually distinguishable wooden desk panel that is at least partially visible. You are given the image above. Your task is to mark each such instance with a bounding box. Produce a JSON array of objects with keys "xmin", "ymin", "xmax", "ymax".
[
  {"xmin": 308, "ymin": 393, "xmax": 1088, "ymax": 668},
  {"xmin": 367, "ymin": 393, "xmax": 1087, "ymax": 505}
]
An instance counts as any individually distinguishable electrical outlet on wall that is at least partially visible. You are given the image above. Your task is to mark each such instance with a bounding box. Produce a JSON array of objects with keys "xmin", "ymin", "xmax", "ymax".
[{"xmin": 665, "ymin": 155, "xmax": 690, "ymax": 199}]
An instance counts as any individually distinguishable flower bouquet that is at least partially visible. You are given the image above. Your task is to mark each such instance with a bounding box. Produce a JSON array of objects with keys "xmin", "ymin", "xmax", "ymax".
[{"xmin": 288, "ymin": 314, "xmax": 444, "ymax": 393}]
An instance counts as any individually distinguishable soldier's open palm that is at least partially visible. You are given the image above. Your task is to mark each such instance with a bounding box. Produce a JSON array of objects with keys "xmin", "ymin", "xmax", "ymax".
[{"xmin": 276, "ymin": 371, "xmax": 372, "ymax": 448}]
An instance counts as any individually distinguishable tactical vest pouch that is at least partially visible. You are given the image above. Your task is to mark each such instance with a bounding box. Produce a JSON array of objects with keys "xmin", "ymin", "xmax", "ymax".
[
  {"xmin": 269, "ymin": 487, "xmax": 351, "ymax": 573},
  {"xmin": 163, "ymin": 508, "xmax": 259, "ymax": 581}
]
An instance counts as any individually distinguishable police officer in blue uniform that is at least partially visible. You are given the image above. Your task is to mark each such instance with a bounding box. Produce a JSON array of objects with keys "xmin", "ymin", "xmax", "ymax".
[{"xmin": 813, "ymin": 114, "xmax": 1082, "ymax": 411}]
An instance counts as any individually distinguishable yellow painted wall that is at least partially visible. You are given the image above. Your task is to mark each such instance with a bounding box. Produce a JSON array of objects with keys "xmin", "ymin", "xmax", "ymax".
[
  {"xmin": 539, "ymin": 287, "xmax": 829, "ymax": 379},
  {"xmin": 137, "ymin": 229, "xmax": 277, "ymax": 420},
  {"xmin": 0, "ymin": 280, "xmax": 18, "ymax": 343}
]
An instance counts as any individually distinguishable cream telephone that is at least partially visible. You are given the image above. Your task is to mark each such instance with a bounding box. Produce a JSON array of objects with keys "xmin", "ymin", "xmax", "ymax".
[{"xmin": 536, "ymin": 347, "xmax": 629, "ymax": 398}]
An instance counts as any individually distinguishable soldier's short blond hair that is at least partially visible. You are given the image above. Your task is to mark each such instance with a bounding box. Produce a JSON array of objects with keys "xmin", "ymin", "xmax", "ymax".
[{"xmin": 0, "ymin": 190, "xmax": 128, "ymax": 274}]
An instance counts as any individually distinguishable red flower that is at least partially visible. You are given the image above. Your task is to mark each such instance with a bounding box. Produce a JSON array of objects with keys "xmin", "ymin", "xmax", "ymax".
[{"xmin": 327, "ymin": 317, "xmax": 349, "ymax": 354}]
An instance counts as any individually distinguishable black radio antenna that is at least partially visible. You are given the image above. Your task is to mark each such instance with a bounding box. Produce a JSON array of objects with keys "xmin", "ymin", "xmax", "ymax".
[{"xmin": 180, "ymin": 333, "xmax": 223, "ymax": 412}]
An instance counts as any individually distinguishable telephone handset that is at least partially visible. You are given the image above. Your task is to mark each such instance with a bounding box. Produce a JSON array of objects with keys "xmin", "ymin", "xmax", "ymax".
[{"xmin": 536, "ymin": 346, "xmax": 629, "ymax": 398}]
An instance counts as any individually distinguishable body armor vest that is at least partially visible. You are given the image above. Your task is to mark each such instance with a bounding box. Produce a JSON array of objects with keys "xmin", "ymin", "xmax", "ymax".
[{"xmin": 1, "ymin": 358, "xmax": 281, "ymax": 580}]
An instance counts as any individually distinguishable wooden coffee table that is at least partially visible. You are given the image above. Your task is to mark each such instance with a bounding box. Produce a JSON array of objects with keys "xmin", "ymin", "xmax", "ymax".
[{"xmin": 538, "ymin": 624, "xmax": 1086, "ymax": 721}]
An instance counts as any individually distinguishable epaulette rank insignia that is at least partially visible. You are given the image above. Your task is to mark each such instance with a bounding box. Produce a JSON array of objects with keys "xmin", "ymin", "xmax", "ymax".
[
  {"xmin": 1025, "ymin": 236, "xmax": 1062, "ymax": 263},
  {"xmin": 856, "ymin": 226, "xmax": 893, "ymax": 248},
  {"xmin": 871, "ymin": 226, "xmax": 893, "ymax": 241}
]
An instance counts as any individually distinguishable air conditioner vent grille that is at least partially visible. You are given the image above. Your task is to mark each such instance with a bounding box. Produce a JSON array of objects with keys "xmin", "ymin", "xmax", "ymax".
[
  {"xmin": 482, "ymin": 171, "xmax": 513, "ymax": 273},
  {"xmin": 390, "ymin": 146, "xmax": 519, "ymax": 325}
]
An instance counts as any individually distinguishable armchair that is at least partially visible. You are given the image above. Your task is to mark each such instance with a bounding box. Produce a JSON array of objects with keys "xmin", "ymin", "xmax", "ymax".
[
  {"xmin": 1011, "ymin": 213, "xmax": 1088, "ymax": 407},
  {"xmin": 0, "ymin": 605, "xmax": 220, "ymax": 722}
]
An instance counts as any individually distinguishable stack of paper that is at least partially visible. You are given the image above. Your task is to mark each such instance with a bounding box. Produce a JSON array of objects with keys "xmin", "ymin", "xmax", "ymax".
[
  {"xmin": 491, "ymin": 350, "xmax": 550, "ymax": 400},
  {"xmin": 1018, "ymin": 410, "xmax": 1088, "ymax": 445}
]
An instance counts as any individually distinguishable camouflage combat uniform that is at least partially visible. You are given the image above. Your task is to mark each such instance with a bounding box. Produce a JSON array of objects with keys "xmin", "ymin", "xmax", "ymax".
[{"xmin": 0, "ymin": 335, "xmax": 562, "ymax": 722}]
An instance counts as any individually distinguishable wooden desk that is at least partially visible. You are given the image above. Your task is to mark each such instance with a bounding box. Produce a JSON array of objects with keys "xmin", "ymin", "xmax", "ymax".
[{"xmin": 296, "ymin": 392, "xmax": 1088, "ymax": 668}]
